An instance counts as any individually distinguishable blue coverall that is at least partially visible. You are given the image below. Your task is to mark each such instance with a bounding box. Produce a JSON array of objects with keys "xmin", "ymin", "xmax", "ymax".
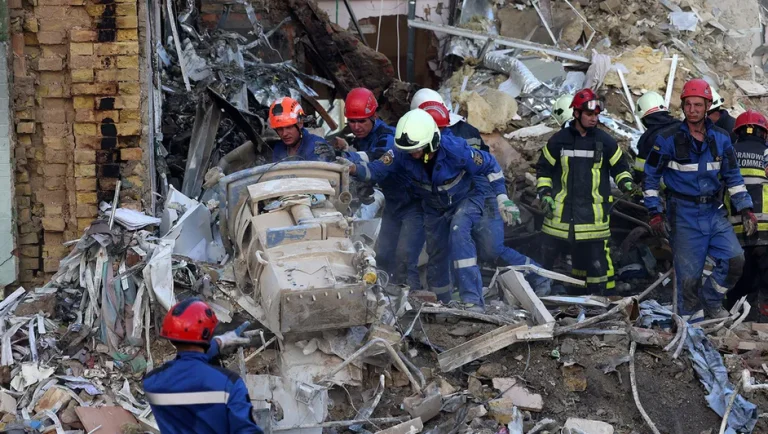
[
  {"xmin": 355, "ymin": 134, "xmax": 545, "ymax": 307},
  {"xmin": 644, "ymin": 119, "xmax": 752, "ymax": 317},
  {"xmin": 272, "ymin": 128, "xmax": 334, "ymax": 162},
  {"xmin": 447, "ymin": 120, "xmax": 489, "ymax": 151},
  {"xmin": 345, "ymin": 119, "xmax": 424, "ymax": 289},
  {"xmin": 143, "ymin": 339, "xmax": 263, "ymax": 434}
]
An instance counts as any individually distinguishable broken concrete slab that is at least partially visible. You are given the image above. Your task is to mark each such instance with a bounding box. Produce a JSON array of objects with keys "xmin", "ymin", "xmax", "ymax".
[
  {"xmin": 34, "ymin": 387, "xmax": 73, "ymax": 413},
  {"xmin": 491, "ymin": 378, "xmax": 544, "ymax": 412},
  {"xmin": 374, "ymin": 417, "xmax": 423, "ymax": 434},
  {"xmin": 564, "ymin": 418, "xmax": 614, "ymax": 434},
  {"xmin": 75, "ymin": 406, "xmax": 140, "ymax": 433},
  {"xmin": 0, "ymin": 391, "xmax": 16, "ymax": 415}
]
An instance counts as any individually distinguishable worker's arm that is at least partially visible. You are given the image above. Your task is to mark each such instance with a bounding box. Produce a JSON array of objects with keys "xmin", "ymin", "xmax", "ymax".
[
  {"xmin": 311, "ymin": 137, "xmax": 335, "ymax": 162},
  {"xmin": 365, "ymin": 131, "xmax": 395, "ymax": 162},
  {"xmin": 463, "ymin": 123, "xmax": 489, "ymax": 152},
  {"xmin": 353, "ymin": 149, "xmax": 399, "ymax": 184},
  {"xmin": 720, "ymin": 137, "xmax": 753, "ymax": 212},
  {"xmin": 227, "ymin": 378, "xmax": 264, "ymax": 434},
  {"xmin": 606, "ymin": 139, "xmax": 633, "ymax": 185},
  {"xmin": 464, "ymin": 146, "xmax": 506, "ymax": 196},
  {"xmin": 643, "ymin": 137, "xmax": 671, "ymax": 214},
  {"xmin": 535, "ymin": 139, "xmax": 558, "ymax": 195}
]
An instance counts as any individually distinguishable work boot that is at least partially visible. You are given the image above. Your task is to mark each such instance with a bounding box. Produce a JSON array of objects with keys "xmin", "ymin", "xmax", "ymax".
[
  {"xmin": 527, "ymin": 275, "xmax": 552, "ymax": 297},
  {"xmin": 464, "ymin": 303, "xmax": 485, "ymax": 314},
  {"xmin": 704, "ymin": 305, "xmax": 729, "ymax": 320}
]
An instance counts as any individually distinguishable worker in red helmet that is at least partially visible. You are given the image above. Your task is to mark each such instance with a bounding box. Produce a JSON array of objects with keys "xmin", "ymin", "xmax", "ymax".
[
  {"xmin": 336, "ymin": 88, "xmax": 425, "ymax": 291},
  {"xmin": 724, "ymin": 110, "xmax": 768, "ymax": 320},
  {"xmin": 535, "ymin": 88, "xmax": 633, "ymax": 295},
  {"xmin": 143, "ymin": 298, "xmax": 262, "ymax": 434},
  {"xmin": 644, "ymin": 78, "xmax": 755, "ymax": 321},
  {"xmin": 268, "ymin": 97, "xmax": 334, "ymax": 163}
]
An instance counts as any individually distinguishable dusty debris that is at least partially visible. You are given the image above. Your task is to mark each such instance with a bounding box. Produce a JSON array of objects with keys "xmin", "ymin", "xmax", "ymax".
[
  {"xmin": 491, "ymin": 378, "xmax": 544, "ymax": 412},
  {"xmin": 564, "ymin": 418, "xmax": 614, "ymax": 434}
]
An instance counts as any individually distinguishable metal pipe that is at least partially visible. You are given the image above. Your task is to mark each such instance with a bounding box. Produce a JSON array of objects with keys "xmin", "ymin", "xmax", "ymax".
[
  {"xmin": 341, "ymin": 0, "xmax": 369, "ymax": 47},
  {"xmin": 406, "ymin": 0, "xmax": 416, "ymax": 82},
  {"xmin": 611, "ymin": 209, "xmax": 650, "ymax": 231}
]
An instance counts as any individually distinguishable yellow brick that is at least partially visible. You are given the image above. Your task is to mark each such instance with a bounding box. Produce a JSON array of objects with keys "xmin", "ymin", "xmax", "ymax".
[
  {"xmin": 120, "ymin": 109, "xmax": 140, "ymax": 121},
  {"xmin": 18, "ymin": 135, "xmax": 32, "ymax": 146},
  {"xmin": 85, "ymin": 4, "xmax": 106, "ymax": 16},
  {"xmin": 16, "ymin": 122, "xmax": 35, "ymax": 134},
  {"xmin": 76, "ymin": 204, "xmax": 98, "ymax": 218},
  {"xmin": 73, "ymin": 123, "xmax": 97, "ymax": 136},
  {"xmin": 75, "ymin": 178, "xmax": 96, "ymax": 191},
  {"xmin": 72, "ymin": 83, "xmax": 117, "ymax": 95},
  {"xmin": 117, "ymin": 55, "xmax": 139, "ymax": 69},
  {"xmin": 116, "ymin": 3, "xmax": 135, "ymax": 15},
  {"xmin": 70, "ymin": 42, "xmax": 93, "ymax": 56},
  {"xmin": 71, "ymin": 68, "xmax": 93, "ymax": 83},
  {"xmin": 117, "ymin": 29, "xmax": 138, "ymax": 41},
  {"xmin": 120, "ymin": 147, "xmax": 142, "ymax": 161},
  {"xmin": 119, "ymin": 82, "xmax": 140, "ymax": 95},
  {"xmin": 74, "ymin": 96, "xmax": 94, "ymax": 109},
  {"xmin": 74, "ymin": 150, "xmax": 95, "ymax": 163},
  {"xmin": 126, "ymin": 175, "xmax": 143, "ymax": 189},
  {"xmin": 23, "ymin": 18, "xmax": 38, "ymax": 33},
  {"xmin": 96, "ymin": 68, "xmax": 139, "ymax": 82},
  {"xmin": 110, "ymin": 96, "xmax": 140, "ymax": 109},
  {"xmin": 117, "ymin": 122, "xmax": 141, "ymax": 136},
  {"xmin": 70, "ymin": 29, "xmax": 97, "ymax": 42},
  {"xmin": 74, "ymin": 164, "xmax": 95, "ymax": 177},
  {"xmin": 77, "ymin": 218, "xmax": 92, "ymax": 232},
  {"xmin": 95, "ymin": 42, "xmax": 139, "ymax": 56},
  {"xmin": 116, "ymin": 16, "xmax": 138, "ymax": 28}
]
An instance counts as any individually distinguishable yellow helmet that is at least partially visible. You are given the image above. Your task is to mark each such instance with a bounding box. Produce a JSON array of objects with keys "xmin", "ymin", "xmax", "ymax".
[
  {"xmin": 552, "ymin": 94, "xmax": 574, "ymax": 126},
  {"xmin": 395, "ymin": 109, "xmax": 441, "ymax": 154},
  {"xmin": 636, "ymin": 91, "xmax": 667, "ymax": 119}
]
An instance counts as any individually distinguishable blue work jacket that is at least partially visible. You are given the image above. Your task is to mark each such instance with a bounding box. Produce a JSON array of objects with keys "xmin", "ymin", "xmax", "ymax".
[
  {"xmin": 643, "ymin": 118, "xmax": 752, "ymax": 214},
  {"xmin": 448, "ymin": 120, "xmax": 489, "ymax": 151},
  {"xmin": 143, "ymin": 344, "xmax": 263, "ymax": 434},
  {"xmin": 355, "ymin": 134, "xmax": 506, "ymax": 211},
  {"xmin": 272, "ymin": 128, "xmax": 333, "ymax": 163}
]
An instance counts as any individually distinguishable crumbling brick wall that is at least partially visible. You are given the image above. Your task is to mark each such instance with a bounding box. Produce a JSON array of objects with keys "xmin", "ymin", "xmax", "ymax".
[{"xmin": 10, "ymin": 0, "xmax": 146, "ymax": 285}]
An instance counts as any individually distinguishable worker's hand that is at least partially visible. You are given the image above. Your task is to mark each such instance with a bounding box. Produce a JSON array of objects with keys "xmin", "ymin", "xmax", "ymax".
[
  {"xmin": 214, "ymin": 321, "xmax": 251, "ymax": 350},
  {"xmin": 336, "ymin": 157, "xmax": 356, "ymax": 175},
  {"xmin": 497, "ymin": 194, "xmax": 521, "ymax": 226},
  {"xmin": 648, "ymin": 213, "xmax": 669, "ymax": 239},
  {"xmin": 539, "ymin": 194, "xmax": 556, "ymax": 219},
  {"xmin": 619, "ymin": 181, "xmax": 635, "ymax": 194},
  {"xmin": 334, "ymin": 137, "xmax": 349, "ymax": 152},
  {"xmin": 742, "ymin": 209, "xmax": 758, "ymax": 237}
]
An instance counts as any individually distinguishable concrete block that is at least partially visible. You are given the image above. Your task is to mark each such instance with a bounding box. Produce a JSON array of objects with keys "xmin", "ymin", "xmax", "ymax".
[{"xmin": 563, "ymin": 418, "xmax": 614, "ymax": 434}]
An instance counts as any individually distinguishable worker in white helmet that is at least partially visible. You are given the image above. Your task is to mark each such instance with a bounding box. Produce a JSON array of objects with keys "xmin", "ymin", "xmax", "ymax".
[{"xmin": 634, "ymin": 91, "xmax": 681, "ymax": 186}]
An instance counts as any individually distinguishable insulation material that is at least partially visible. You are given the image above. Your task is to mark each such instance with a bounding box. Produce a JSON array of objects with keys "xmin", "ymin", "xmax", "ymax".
[
  {"xmin": 457, "ymin": 89, "xmax": 519, "ymax": 134},
  {"xmin": 604, "ymin": 46, "xmax": 669, "ymax": 92}
]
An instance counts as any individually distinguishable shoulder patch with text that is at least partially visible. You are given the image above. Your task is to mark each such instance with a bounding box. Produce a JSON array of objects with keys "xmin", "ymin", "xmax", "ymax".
[
  {"xmin": 380, "ymin": 150, "xmax": 394, "ymax": 165},
  {"xmin": 472, "ymin": 151, "xmax": 483, "ymax": 166}
]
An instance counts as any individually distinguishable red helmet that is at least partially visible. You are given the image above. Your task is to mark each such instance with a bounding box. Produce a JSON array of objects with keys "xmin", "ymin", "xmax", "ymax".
[
  {"xmin": 345, "ymin": 88, "xmax": 378, "ymax": 120},
  {"xmin": 160, "ymin": 298, "xmax": 219, "ymax": 345},
  {"xmin": 269, "ymin": 97, "xmax": 304, "ymax": 129},
  {"xmin": 734, "ymin": 110, "xmax": 768, "ymax": 133},
  {"xmin": 570, "ymin": 88, "xmax": 603, "ymax": 113},
  {"xmin": 419, "ymin": 101, "xmax": 450, "ymax": 128},
  {"xmin": 680, "ymin": 78, "xmax": 713, "ymax": 101}
]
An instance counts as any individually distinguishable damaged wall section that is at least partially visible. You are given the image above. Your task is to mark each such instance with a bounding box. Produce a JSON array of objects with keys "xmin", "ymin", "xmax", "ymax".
[{"xmin": 9, "ymin": 0, "xmax": 148, "ymax": 286}]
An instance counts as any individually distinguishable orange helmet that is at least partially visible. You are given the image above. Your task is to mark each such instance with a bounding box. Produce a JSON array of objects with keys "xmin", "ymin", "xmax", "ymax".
[
  {"xmin": 345, "ymin": 88, "xmax": 378, "ymax": 120},
  {"xmin": 269, "ymin": 97, "xmax": 304, "ymax": 129},
  {"xmin": 160, "ymin": 298, "xmax": 219, "ymax": 345}
]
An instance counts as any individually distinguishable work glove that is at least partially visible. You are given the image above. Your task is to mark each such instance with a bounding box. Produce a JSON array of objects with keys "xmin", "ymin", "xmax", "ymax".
[
  {"xmin": 619, "ymin": 181, "xmax": 635, "ymax": 194},
  {"xmin": 648, "ymin": 213, "xmax": 669, "ymax": 239},
  {"xmin": 539, "ymin": 194, "xmax": 556, "ymax": 219},
  {"xmin": 214, "ymin": 321, "xmax": 251, "ymax": 350},
  {"xmin": 334, "ymin": 137, "xmax": 349, "ymax": 152},
  {"xmin": 497, "ymin": 194, "xmax": 521, "ymax": 225},
  {"xmin": 742, "ymin": 209, "xmax": 758, "ymax": 237}
]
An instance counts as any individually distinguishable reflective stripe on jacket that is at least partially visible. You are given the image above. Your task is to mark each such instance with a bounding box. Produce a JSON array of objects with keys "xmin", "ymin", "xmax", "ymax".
[{"xmin": 727, "ymin": 134, "xmax": 768, "ymax": 245}]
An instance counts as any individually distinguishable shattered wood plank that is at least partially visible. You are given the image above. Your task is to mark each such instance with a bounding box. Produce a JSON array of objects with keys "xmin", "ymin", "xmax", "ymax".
[
  {"xmin": 437, "ymin": 325, "xmax": 529, "ymax": 372},
  {"xmin": 498, "ymin": 271, "xmax": 556, "ymax": 327},
  {"xmin": 407, "ymin": 20, "xmax": 590, "ymax": 63},
  {"xmin": 419, "ymin": 306, "xmax": 515, "ymax": 326}
]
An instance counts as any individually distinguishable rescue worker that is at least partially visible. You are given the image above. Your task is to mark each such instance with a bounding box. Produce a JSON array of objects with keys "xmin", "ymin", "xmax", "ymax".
[
  {"xmin": 551, "ymin": 94, "xmax": 574, "ymax": 128},
  {"xmin": 707, "ymin": 88, "xmax": 738, "ymax": 142},
  {"xmin": 143, "ymin": 298, "xmax": 262, "ymax": 434},
  {"xmin": 726, "ymin": 110, "xmax": 768, "ymax": 320},
  {"xmin": 536, "ymin": 88, "xmax": 634, "ymax": 294},
  {"xmin": 644, "ymin": 78, "xmax": 756, "ymax": 320},
  {"xmin": 634, "ymin": 91, "xmax": 681, "ymax": 184},
  {"xmin": 410, "ymin": 88, "xmax": 489, "ymax": 151},
  {"xmin": 344, "ymin": 109, "xmax": 551, "ymax": 311},
  {"xmin": 336, "ymin": 88, "xmax": 424, "ymax": 290},
  {"xmin": 268, "ymin": 97, "xmax": 334, "ymax": 162}
]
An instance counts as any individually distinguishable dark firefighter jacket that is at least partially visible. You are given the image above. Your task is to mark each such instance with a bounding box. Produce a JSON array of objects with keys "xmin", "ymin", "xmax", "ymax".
[
  {"xmin": 728, "ymin": 133, "xmax": 768, "ymax": 246},
  {"xmin": 536, "ymin": 124, "xmax": 632, "ymax": 241},
  {"xmin": 635, "ymin": 112, "xmax": 682, "ymax": 174}
]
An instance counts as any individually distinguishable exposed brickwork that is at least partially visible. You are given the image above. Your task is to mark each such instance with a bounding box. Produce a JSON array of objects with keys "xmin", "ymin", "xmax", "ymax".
[{"xmin": 10, "ymin": 0, "xmax": 145, "ymax": 285}]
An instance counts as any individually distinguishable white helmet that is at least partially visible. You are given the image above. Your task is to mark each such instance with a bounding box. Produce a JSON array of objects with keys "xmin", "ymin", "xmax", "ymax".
[
  {"xmin": 395, "ymin": 109, "xmax": 441, "ymax": 155},
  {"xmin": 709, "ymin": 88, "xmax": 725, "ymax": 111},
  {"xmin": 411, "ymin": 88, "xmax": 445, "ymax": 110},
  {"xmin": 551, "ymin": 94, "xmax": 574, "ymax": 126},
  {"xmin": 636, "ymin": 91, "xmax": 667, "ymax": 119}
]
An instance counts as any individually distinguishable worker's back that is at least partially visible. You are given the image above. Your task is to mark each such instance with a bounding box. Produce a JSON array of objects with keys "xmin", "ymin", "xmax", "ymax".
[{"xmin": 143, "ymin": 351, "xmax": 262, "ymax": 434}]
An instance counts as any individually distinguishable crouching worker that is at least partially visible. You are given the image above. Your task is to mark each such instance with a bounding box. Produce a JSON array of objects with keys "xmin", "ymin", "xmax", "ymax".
[{"xmin": 143, "ymin": 298, "xmax": 263, "ymax": 434}]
